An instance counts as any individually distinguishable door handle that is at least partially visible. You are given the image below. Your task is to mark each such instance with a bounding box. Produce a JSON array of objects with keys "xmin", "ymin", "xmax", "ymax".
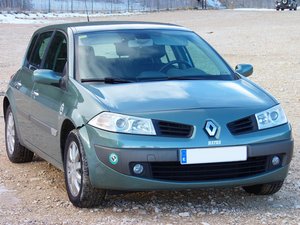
[
  {"xmin": 32, "ymin": 90, "xmax": 39, "ymax": 97},
  {"xmin": 14, "ymin": 82, "xmax": 22, "ymax": 89}
]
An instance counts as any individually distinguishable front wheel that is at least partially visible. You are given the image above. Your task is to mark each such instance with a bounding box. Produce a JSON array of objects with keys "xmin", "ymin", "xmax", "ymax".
[
  {"xmin": 5, "ymin": 105, "xmax": 33, "ymax": 163},
  {"xmin": 64, "ymin": 130, "xmax": 106, "ymax": 208},
  {"xmin": 242, "ymin": 181, "xmax": 284, "ymax": 195}
]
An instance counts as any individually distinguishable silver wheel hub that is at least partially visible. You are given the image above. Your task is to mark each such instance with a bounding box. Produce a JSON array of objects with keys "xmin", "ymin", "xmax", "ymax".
[
  {"xmin": 6, "ymin": 112, "xmax": 15, "ymax": 155},
  {"xmin": 66, "ymin": 141, "xmax": 82, "ymax": 197}
]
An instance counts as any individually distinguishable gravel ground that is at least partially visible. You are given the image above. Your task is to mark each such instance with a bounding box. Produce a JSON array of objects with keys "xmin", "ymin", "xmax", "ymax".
[{"xmin": 0, "ymin": 10, "xmax": 299, "ymax": 225}]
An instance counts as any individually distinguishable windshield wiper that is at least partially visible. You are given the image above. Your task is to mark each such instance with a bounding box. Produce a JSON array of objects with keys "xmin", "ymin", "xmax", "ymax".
[
  {"xmin": 135, "ymin": 76, "xmax": 206, "ymax": 82},
  {"xmin": 81, "ymin": 78, "xmax": 134, "ymax": 84},
  {"xmin": 167, "ymin": 76, "xmax": 206, "ymax": 80}
]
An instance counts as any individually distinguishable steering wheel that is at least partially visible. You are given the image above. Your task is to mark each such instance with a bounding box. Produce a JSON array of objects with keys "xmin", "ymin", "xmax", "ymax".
[{"xmin": 159, "ymin": 60, "xmax": 193, "ymax": 73}]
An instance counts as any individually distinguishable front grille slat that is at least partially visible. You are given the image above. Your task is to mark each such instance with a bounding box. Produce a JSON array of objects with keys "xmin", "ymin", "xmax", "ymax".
[
  {"xmin": 151, "ymin": 159, "xmax": 266, "ymax": 170},
  {"xmin": 152, "ymin": 168, "xmax": 266, "ymax": 177},
  {"xmin": 150, "ymin": 156, "xmax": 268, "ymax": 182},
  {"xmin": 153, "ymin": 169, "xmax": 266, "ymax": 180},
  {"xmin": 152, "ymin": 165, "xmax": 266, "ymax": 174},
  {"xmin": 154, "ymin": 120, "xmax": 193, "ymax": 138},
  {"xmin": 227, "ymin": 115, "xmax": 258, "ymax": 135}
]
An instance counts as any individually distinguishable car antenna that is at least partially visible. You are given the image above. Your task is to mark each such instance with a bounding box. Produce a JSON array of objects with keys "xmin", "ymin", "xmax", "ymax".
[{"xmin": 84, "ymin": 0, "xmax": 90, "ymax": 22}]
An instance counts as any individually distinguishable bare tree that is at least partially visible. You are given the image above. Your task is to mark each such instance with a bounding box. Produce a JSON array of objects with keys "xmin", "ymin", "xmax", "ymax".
[{"xmin": 0, "ymin": 0, "xmax": 31, "ymax": 10}]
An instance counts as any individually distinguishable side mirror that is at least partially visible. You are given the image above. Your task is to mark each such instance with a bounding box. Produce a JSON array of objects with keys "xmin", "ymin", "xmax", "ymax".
[
  {"xmin": 235, "ymin": 64, "xmax": 253, "ymax": 77},
  {"xmin": 33, "ymin": 69, "xmax": 61, "ymax": 85}
]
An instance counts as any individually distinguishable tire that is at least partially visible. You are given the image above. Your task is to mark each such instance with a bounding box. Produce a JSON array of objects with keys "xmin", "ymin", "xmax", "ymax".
[
  {"xmin": 5, "ymin": 105, "xmax": 34, "ymax": 163},
  {"xmin": 281, "ymin": 8, "xmax": 284, "ymax": 10},
  {"xmin": 64, "ymin": 130, "xmax": 106, "ymax": 208},
  {"xmin": 243, "ymin": 181, "xmax": 284, "ymax": 195}
]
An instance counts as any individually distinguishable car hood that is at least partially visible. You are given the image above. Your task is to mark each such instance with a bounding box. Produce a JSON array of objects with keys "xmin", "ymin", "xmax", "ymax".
[{"xmin": 84, "ymin": 79, "xmax": 276, "ymax": 114}]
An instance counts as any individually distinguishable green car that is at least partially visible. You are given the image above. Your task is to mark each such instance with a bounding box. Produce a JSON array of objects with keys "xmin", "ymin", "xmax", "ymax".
[{"xmin": 3, "ymin": 22, "xmax": 293, "ymax": 208}]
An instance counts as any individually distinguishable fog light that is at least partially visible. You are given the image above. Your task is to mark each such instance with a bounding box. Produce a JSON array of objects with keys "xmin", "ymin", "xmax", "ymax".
[
  {"xmin": 272, "ymin": 156, "xmax": 280, "ymax": 166},
  {"xmin": 133, "ymin": 164, "xmax": 144, "ymax": 174}
]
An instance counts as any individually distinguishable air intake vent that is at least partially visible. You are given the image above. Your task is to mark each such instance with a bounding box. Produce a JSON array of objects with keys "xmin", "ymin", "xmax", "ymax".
[
  {"xmin": 227, "ymin": 115, "xmax": 258, "ymax": 135},
  {"xmin": 154, "ymin": 121, "xmax": 193, "ymax": 138},
  {"xmin": 150, "ymin": 156, "xmax": 268, "ymax": 182}
]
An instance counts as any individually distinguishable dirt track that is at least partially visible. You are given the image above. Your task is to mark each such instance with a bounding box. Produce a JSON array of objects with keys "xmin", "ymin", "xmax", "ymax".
[{"xmin": 0, "ymin": 10, "xmax": 299, "ymax": 225}]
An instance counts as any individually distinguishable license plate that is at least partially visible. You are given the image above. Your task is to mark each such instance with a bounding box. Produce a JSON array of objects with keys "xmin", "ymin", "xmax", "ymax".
[{"xmin": 180, "ymin": 146, "xmax": 247, "ymax": 165}]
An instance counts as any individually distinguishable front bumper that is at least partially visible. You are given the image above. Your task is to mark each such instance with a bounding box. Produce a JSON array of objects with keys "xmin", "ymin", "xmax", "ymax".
[{"xmin": 85, "ymin": 136, "xmax": 293, "ymax": 190}]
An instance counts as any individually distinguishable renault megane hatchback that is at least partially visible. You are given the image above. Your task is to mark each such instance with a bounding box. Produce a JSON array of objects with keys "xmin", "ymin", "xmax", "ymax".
[{"xmin": 3, "ymin": 22, "xmax": 293, "ymax": 208}]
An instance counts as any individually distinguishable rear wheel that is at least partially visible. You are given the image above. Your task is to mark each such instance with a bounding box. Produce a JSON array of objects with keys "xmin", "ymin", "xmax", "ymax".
[
  {"xmin": 64, "ymin": 130, "xmax": 106, "ymax": 208},
  {"xmin": 243, "ymin": 181, "xmax": 284, "ymax": 195},
  {"xmin": 5, "ymin": 106, "xmax": 33, "ymax": 163}
]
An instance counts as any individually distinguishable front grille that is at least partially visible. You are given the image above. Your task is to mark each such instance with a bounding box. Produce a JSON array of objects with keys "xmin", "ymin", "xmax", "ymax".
[
  {"xmin": 150, "ymin": 156, "xmax": 268, "ymax": 182},
  {"xmin": 227, "ymin": 116, "xmax": 258, "ymax": 135},
  {"xmin": 154, "ymin": 120, "xmax": 193, "ymax": 138}
]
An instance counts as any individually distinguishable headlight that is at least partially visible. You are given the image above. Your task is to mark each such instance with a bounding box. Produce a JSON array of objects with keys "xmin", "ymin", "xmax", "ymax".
[
  {"xmin": 255, "ymin": 105, "xmax": 287, "ymax": 130},
  {"xmin": 88, "ymin": 112, "xmax": 156, "ymax": 135}
]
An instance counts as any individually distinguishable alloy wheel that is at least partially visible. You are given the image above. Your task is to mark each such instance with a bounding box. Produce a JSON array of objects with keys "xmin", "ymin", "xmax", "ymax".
[
  {"xmin": 66, "ymin": 141, "xmax": 82, "ymax": 197},
  {"xmin": 6, "ymin": 112, "xmax": 15, "ymax": 155}
]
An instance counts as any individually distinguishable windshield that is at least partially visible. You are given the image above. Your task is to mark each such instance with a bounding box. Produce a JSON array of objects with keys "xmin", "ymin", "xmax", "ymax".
[{"xmin": 75, "ymin": 29, "xmax": 234, "ymax": 82}]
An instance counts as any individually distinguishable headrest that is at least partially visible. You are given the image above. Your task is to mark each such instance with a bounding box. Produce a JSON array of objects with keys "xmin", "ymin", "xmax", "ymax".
[
  {"xmin": 115, "ymin": 42, "xmax": 166, "ymax": 58},
  {"xmin": 78, "ymin": 46, "xmax": 95, "ymax": 58},
  {"xmin": 115, "ymin": 42, "xmax": 135, "ymax": 57},
  {"xmin": 138, "ymin": 45, "xmax": 166, "ymax": 58}
]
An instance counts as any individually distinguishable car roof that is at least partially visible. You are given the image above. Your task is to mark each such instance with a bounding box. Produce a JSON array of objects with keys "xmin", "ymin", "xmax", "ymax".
[{"xmin": 35, "ymin": 21, "xmax": 190, "ymax": 35}]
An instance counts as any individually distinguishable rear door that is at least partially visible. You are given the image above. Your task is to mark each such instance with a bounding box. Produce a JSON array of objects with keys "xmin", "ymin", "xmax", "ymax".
[{"xmin": 30, "ymin": 31, "xmax": 68, "ymax": 162}]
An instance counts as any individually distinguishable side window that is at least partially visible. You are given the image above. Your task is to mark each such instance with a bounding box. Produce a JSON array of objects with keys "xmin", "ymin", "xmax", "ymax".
[
  {"xmin": 30, "ymin": 31, "xmax": 53, "ymax": 69},
  {"xmin": 44, "ymin": 32, "xmax": 67, "ymax": 74},
  {"xmin": 25, "ymin": 35, "xmax": 38, "ymax": 65}
]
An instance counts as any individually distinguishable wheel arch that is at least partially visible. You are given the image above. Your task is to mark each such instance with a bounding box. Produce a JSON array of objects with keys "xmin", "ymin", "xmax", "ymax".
[
  {"xmin": 3, "ymin": 97, "xmax": 10, "ymax": 121},
  {"xmin": 60, "ymin": 119, "xmax": 76, "ymax": 162}
]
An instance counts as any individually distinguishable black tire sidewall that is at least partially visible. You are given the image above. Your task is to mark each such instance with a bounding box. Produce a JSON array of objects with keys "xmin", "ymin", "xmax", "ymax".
[
  {"xmin": 4, "ymin": 105, "xmax": 34, "ymax": 163},
  {"xmin": 63, "ymin": 130, "xmax": 106, "ymax": 208},
  {"xmin": 243, "ymin": 181, "xmax": 284, "ymax": 195}
]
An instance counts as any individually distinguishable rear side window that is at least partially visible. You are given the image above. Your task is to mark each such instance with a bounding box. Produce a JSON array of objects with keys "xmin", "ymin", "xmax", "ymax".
[
  {"xmin": 30, "ymin": 31, "xmax": 53, "ymax": 69},
  {"xmin": 25, "ymin": 35, "xmax": 38, "ymax": 63}
]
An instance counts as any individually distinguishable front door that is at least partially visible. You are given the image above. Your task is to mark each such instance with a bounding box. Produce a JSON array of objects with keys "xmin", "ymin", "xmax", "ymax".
[
  {"xmin": 13, "ymin": 31, "xmax": 53, "ymax": 145},
  {"xmin": 30, "ymin": 31, "xmax": 68, "ymax": 162}
]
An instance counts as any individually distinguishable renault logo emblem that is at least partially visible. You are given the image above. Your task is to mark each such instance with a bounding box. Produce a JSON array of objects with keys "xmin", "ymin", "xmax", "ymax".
[{"xmin": 204, "ymin": 120, "xmax": 218, "ymax": 137}]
